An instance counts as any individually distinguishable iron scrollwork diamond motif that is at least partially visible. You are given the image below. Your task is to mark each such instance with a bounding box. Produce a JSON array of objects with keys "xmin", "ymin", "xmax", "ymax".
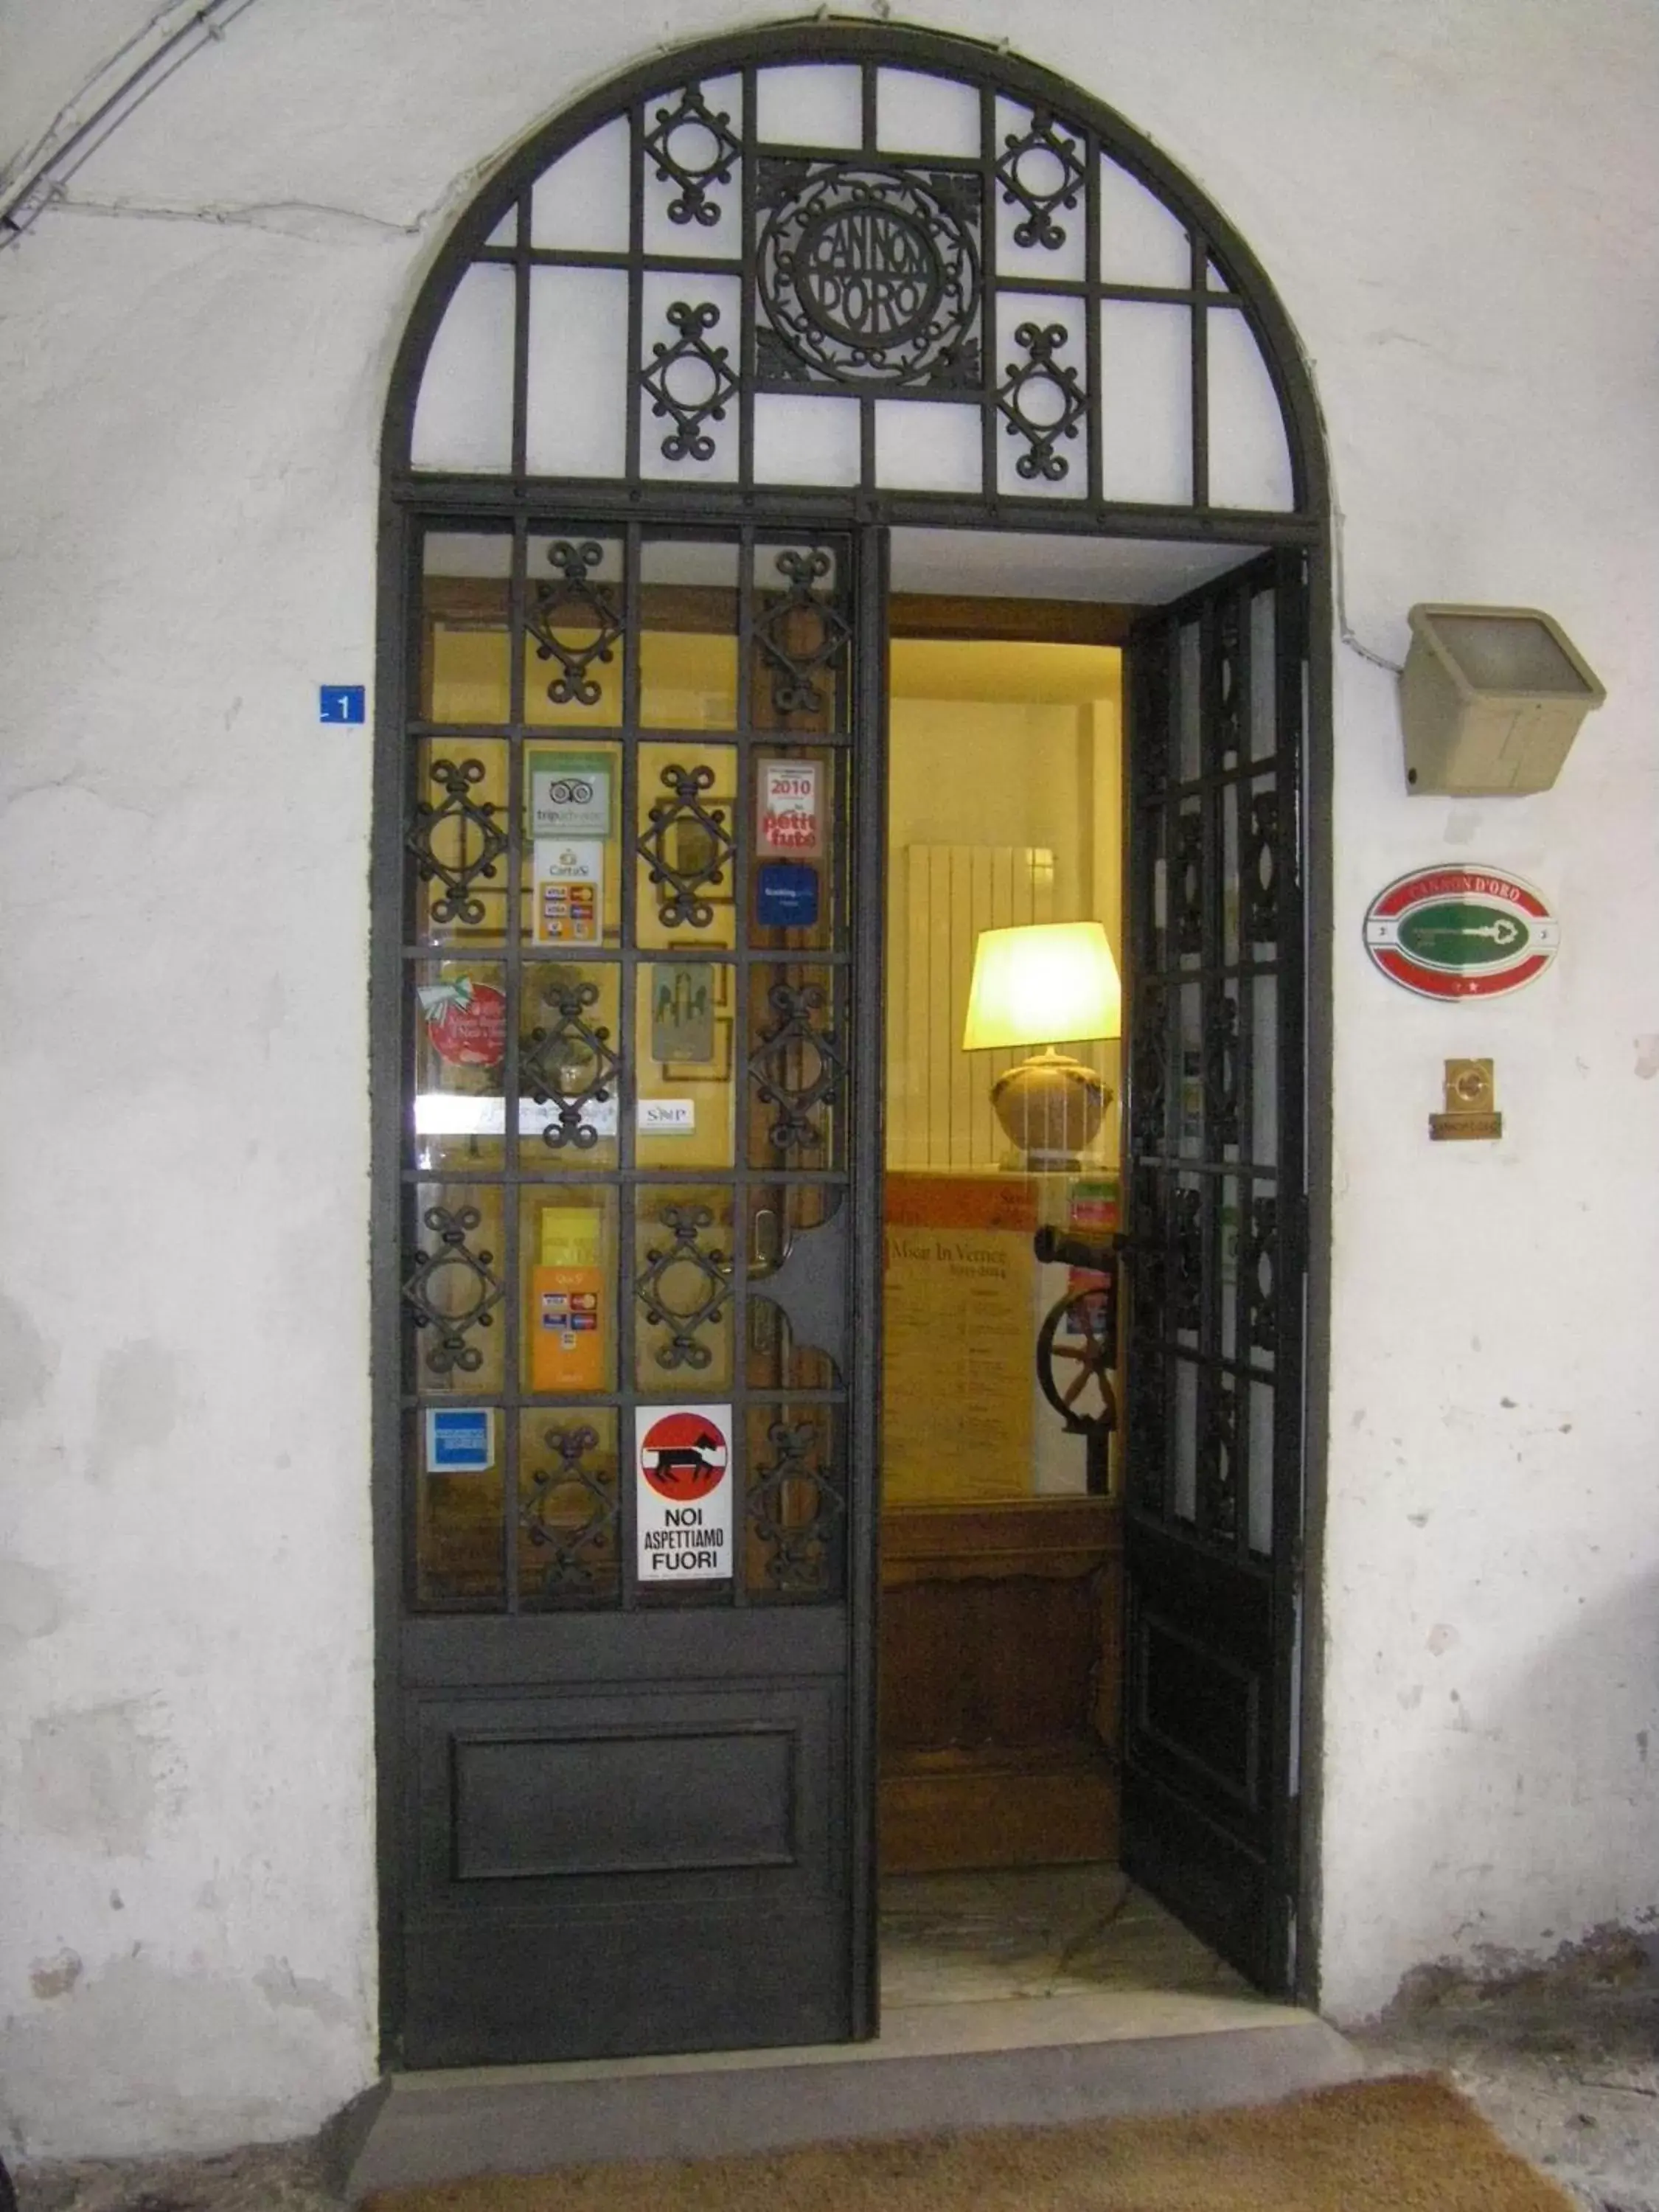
[
  {"xmin": 526, "ymin": 540, "xmax": 624, "ymax": 707},
  {"xmin": 520, "ymin": 1425, "xmax": 619, "ymax": 1598},
  {"xmin": 1245, "ymin": 789, "xmax": 1280, "ymax": 947},
  {"xmin": 755, "ymin": 161, "xmax": 981, "ymax": 389},
  {"xmin": 635, "ymin": 1201, "xmax": 733, "ymax": 1370},
  {"xmin": 754, "ymin": 548, "xmax": 850, "ymax": 719},
  {"xmin": 402, "ymin": 1205, "xmax": 505, "ymax": 1375},
  {"xmin": 1171, "ymin": 1186, "xmax": 1203, "ymax": 1335},
  {"xmin": 996, "ymin": 321, "xmax": 1086, "ymax": 481},
  {"xmin": 407, "ymin": 759, "xmax": 507, "ymax": 928},
  {"xmin": 522, "ymin": 977, "xmax": 619, "ymax": 1152},
  {"xmin": 1200, "ymin": 1382, "xmax": 1239, "ymax": 1543},
  {"xmin": 641, "ymin": 301, "xmax": 740, "ymax": 464},
  {"xmin": 747, "ymin": 1419, "xmax": 844, "ymax": 1596},
  {"xmin": 1175, "ymin": 809, "xmax": 1204, "ymax": 956},
  {"xmin": 1247, "ymin": 1195, "xmax": 1277, "ymax": 1353},
  {"xmin": 639, "ymin": 762, "xmax": 735, "ymax": 930},
  {"xmin": 641, "ymin": 83, "xmax": 741, "ymax": 228},
  {"xmin": 995, "ymin": 106, "xmax": 1086, "ymax": 250},
  {"xmin": 1204, "ymin": 992, "xmax": 1241, "ymax": 1152},
  {"xmin": 748, "ymin": 980, "xmax": 844, "ymax": 1154}
]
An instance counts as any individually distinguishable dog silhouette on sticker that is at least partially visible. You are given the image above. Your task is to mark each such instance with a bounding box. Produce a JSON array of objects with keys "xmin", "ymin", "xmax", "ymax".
[{"xmin": 640, "ymin": 1411, "xmax": 728, "ymax": 1500}]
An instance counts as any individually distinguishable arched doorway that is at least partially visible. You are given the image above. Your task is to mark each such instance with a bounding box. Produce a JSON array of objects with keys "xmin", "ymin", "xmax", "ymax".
[{"xmin": 374, "ymin": 21, "xmax": 1328, "ymax": 2070}]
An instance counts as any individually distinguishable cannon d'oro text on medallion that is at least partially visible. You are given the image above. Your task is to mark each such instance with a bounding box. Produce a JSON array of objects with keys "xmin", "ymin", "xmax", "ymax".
[{"xmin": 755, "ymin": 161, "xmax": 981, "ymax": 388}]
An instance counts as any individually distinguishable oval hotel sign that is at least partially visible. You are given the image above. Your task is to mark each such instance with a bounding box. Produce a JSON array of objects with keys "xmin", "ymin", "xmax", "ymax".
[{"xmin": 1364, "ymin": 865, "xmax": 1559, "ymax": 1000}]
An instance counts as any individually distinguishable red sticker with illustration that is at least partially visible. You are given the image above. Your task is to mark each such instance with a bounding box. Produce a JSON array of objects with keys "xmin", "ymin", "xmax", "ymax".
[
  {"xmin": 418, "ymin": 976, "xmax": 507, "ymax": 1066},
  {"xmin": 636, "ymin": 1404, "xmax": 734, "ymax": 1583}
]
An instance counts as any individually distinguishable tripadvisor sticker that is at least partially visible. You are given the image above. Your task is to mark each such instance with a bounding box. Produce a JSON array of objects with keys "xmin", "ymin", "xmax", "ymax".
[
  {"xmin": 1364, "ymin": 865, "xmax": 1559, "ymax": 1001},
  {"xmin": 636, "ymin": 1405, "xmax": 732, "ymax": 1582}
]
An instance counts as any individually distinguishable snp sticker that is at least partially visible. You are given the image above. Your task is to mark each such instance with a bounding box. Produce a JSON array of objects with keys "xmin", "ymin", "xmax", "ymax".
[{"xmin": 636, "ymin": 1405, "xmax": 732, "ymax": 1582}]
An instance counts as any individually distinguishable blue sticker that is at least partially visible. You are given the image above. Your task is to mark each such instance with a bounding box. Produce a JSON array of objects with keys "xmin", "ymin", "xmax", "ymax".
[
  {"xmin": 757, "ymin": 860, "xmax": 819, "ymax": 928},
  {"xmin": 319, "ymin": 684, "xmax": 366, "ymax": 724},
  {"xmin": 425, "ymin": 1407, "xmax": 493, "ymax": 1473}
]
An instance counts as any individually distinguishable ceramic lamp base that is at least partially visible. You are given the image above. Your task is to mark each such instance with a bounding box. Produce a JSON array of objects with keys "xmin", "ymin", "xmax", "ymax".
[{"xmin": 989, "ymin": 1049, "xmax": 1111, "ymax": 1169}]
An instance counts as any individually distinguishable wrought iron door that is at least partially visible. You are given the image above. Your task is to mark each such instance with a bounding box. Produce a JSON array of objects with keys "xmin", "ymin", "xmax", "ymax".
[
  {"xmin": 381, "ymin": 517, "xmax": 883, "ymax": 2067},
  {"xmin": 1120, "ymin": 550, "xmax": 1307, "ymax": 1992}
]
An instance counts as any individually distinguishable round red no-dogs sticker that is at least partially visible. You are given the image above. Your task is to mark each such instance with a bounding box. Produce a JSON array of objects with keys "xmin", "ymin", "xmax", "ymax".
[
  {"xmin": 1363, "ymin": 866, "xmax": 1559, "ymax": 1001},
  {"xmin": 639, "ymin": 1410, "xmax": 728, "ymax": 1500}
]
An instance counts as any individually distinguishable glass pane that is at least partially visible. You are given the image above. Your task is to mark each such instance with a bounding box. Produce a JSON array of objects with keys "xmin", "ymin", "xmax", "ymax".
[
  {"xmin": 753, "ymin": 394, "xmax": 863, "ymax": 487},
  {"xmin": 636, "ymin": 959, "xmax": 736, "ymax": 1169},
  {"xmin": 634, "ymin": 1186, "xmax": 736, "ymax": 1391},
  {"xmin": 743, "ymin": 1404, "xmax": 844, "ymax": 1601},
  {"xmin": 518, "ymin": 1408, "xmax": 621, "ymax": 1609},
  {"xmin": 411, "ymin": 959, "xmax": 507, "ymax": 1172},
  {"xmin": 755, "ymin": 62, "xmax": 862, "ymax": 148},
  {"xmin": 874, "ymin": 400, "xmax": 981, "ymax": 495},
  {"xmin": 749, "ymin": 749, "xmax": 841, "ymax": 953},
  {"xmin": 746, "ymin": 962, "xmax": 844, "ymax": 1169},
  {"xmin": 640, "ymin": 539, "xmax": 739, "ymax": 731},
  {"xmin": 1172, "ymin": 1357, "xmax": 1198, "ymax": 1521},
  {"xmin": 525, "ymin": 739, "xmax": 623, "ymax": 947},
  {"xmin": 406, "ymin": 1184, "xmax": 507, "ymax": 1395},
  {"xmin": 420, "ymin": 532, "xmax": 512, "ymax": 723},
  {"xmin": 1250, "ymin": 591, "xmax": 1278, "ymax": 761},
  {"xmin": 1176, "ymin": 622, "xmax": 1202, "ymax": 780},
  {"xmin": 519, "ymin": 960, "xmax": 622, "ymax": 1172},
  {"xmin": 1177, "ymin": 984, "xmax": 1203, "ymax": 1158},
  {"xmin": 409, "ymin": 742, "xmax": 509, "ymax": 948},
  {"xmin": 1248, "ymin": 1380, "xmax": 1275, "ymax": 1556},
  {"xmin": 413, "ymin": 1408, "xmax": 504, "ymax": 1610},
  {"xmin": 410, "ymin": 263, "xmax": 514, "ymax": 473},
  {"xmin": 750, "ymin": 542, "xmax": 851, "ymax": 735},
  {"xmin": 1251, "ymin": 971, "xmax": 1279, "ymax": 1166},
  {"xmin": 520, "ymin": 1187, "xmax": 618, "ymax": 1395},
  {"xmin": 525, "ymin": 268, "xmax": 630, "ymax": 479},
  {"xmin": 524, "ymin": 535, "xmax": 625, "ymax": 728},
  {"xmin": 530, "ymin": 116, "xmax": 630, "ymax": 251},
  {"xmin": 1099, "ymin": 302, "xmax": 1192, "ymax": 505},
  {"xmin": 877, "ymin": 66, "xmax": 979, "ymax": 158},
  {"xmin": 1220, "ymin": 1173, "xmax": 1241, "ymax": 1362},
  {"xmin": 1099, "ymin": 155, "xmax": 1191, "ymax": 288},
  {"xmin": 1207, "ymin": 307, "xmax": 1295, "ymax": 513},
  {"xmin": 636, "ymin": 741, "xmax": 739, "ymax": 951}
]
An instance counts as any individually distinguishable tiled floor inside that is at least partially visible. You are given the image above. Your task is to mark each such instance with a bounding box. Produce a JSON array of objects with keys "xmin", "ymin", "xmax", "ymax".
[{"xmin": 880, "ymin": 1862, "xmax": 1260, "ymax": 2011}]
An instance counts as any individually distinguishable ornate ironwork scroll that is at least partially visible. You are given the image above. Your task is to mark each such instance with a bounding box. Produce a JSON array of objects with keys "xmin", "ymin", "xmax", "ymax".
[
  {"xmin": 1199, "ymin": 1382, "xmax": 1239, "ymax": 1543},
  {"xmin": 746, "ymin": 1418, "xmax": 843, "ymax": 1596},
  {"xmin": 996, "ymin": 321, "xmax": 1086, "ymax": 481},
  {"xmin": 642, "ymin": 82, "xmax": 741, "ymax": 228},
  {"xmin": 748, "ymin": 981, "xmax": 843, "ymax": 1154},
  {"xmin": 407, "ymin": 759, "xmax": 507, "ymax": 928},
  {"xmin": 1204, "ymin": 992, "xmax": 1240, "ymax": 1152},
  {"xmin": 634, "ymin": 1201, "xmax": 733, "ymax": 1370},
  {"xmin": 522, "ymin": 976, "xmax": 619, "ymax": 1151},
  {"xmin": 402, "ymin": 1204, "xmax": 505, "ymax": 1375},
  {"xmin": 641, "ymin": 302, "xmax": 740, "ymax": 463},
  {"xmin": 1247, "ymin": 1195, "xmax": 1277, "ymax": 1354},
  {"xmin": 1171, "ymin": 1186, "xmax": 1203, "ymax": 1335},
  {"xmin": 639, "ymin": 762, "xmax": 735, "ymax": 929},
  {"xmin": 1175, "ymin": 809, "xmax": 1204, "ymax": 956},
  {"xmin": 755, "ymin": 161, "xmax": 981, "ymax": 388},
  {"xmin": 754, "ymin": 547, "xmax": 850, "ymax": 719},
  {"xmin": 526, "ymin": 540, "xmax": 624, "ymax": 707},
  {"xmin": 520, "ymin": 1424, "xmax": 619, "ymax": 1599},
  {"xmin": 1245, "ymin": 790, "xmax": 1280, "ymax": 946},
  {"xmin": 995, "ymin": 106, "xmax": 1086, "ymax": 251}
]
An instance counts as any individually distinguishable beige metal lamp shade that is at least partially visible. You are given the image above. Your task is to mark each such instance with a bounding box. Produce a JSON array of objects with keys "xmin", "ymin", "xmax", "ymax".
[{"xmin": 962, "ymin": 922, "xmax": 1122, "ymax": 1167}]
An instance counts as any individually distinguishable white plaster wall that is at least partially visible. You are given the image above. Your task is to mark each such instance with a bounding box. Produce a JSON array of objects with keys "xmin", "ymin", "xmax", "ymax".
[{"xmin": 1, "ymin": 0, "xmax": 1656, "ymax": 2159}]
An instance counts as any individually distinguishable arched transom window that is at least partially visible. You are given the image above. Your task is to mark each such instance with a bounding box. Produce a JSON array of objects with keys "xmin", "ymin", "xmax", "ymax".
[{"xmin": 396, "ymin": 33, "xmax": 1310, "ymax": 521}]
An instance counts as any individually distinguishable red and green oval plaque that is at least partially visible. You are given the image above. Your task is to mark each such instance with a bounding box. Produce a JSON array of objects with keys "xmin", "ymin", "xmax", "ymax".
[{"xmin": 1363, "ymin": 865, "xmax": 1559, "ymax": 1001}]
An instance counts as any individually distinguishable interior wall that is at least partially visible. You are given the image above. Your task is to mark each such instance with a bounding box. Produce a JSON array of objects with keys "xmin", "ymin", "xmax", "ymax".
[{"xmin": 1, "ymin": 0, "xmax": 1657, "ymax": 2160}]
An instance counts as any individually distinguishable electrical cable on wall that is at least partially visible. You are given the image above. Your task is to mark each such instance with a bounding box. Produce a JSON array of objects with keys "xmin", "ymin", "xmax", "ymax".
[{"xmin": 0, "ymin": 0, "xmax": 260, "ymax": 250}]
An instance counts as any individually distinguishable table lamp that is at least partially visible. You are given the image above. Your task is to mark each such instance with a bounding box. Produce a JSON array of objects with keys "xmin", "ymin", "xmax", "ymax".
[{"xmin": 961, "ymin": 920, "xmax": 1122, "ymax": 1168}]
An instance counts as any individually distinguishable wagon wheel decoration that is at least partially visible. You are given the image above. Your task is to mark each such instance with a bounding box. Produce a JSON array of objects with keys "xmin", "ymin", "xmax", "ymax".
[{"xmin": 1035, "ymin": 1280, "xmax": 1118, "ymax": 1497}]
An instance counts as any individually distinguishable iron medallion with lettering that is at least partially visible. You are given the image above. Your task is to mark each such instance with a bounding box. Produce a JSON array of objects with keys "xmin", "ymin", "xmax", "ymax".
[{"xmin": 755, "ymin": 161, "xmax": 981, "ymax": 388}]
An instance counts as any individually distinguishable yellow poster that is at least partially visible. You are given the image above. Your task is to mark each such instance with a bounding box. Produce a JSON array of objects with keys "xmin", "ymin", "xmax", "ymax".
[{"xmin": 882, "ymin": 1176, "xmax": 1036, "ymax": 1505}]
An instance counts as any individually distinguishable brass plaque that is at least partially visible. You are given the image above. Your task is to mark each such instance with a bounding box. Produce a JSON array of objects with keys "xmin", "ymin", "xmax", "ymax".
[{"xmin": 1430, "ymin": 1058, "xmax": 1501, "ymax": 1141}]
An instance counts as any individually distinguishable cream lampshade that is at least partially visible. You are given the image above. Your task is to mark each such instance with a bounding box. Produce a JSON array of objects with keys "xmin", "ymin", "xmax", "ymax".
[{"xmin": 961, "ymin": 921, "xmax": 1122, "ymax": 1168}]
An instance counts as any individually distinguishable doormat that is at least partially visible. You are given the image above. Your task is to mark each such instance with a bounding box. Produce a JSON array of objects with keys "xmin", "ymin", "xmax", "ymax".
[{"xmin": 365, "ymin": 2074, "xmax": 1574, "ymax": 2212}]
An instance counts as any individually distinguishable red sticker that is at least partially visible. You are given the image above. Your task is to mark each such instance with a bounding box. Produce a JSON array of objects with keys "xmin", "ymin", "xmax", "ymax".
[
  {"xmin": 422, "ymin": 979, "xmax": 507, "ymax": 1067},
  {"xmin": 639, "ymin": 1410, "xmax": 728, "ymax": 1500}
]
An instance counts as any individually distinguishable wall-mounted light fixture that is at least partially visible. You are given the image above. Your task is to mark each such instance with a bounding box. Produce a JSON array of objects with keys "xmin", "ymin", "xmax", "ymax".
[
  {"xmin": 1400, "ymin": 603, "xmax": 1604, "ymax": 796},
  {"xmin": 961, "ymin": 921, "xmax": 1121, "ymax": 1169}
]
